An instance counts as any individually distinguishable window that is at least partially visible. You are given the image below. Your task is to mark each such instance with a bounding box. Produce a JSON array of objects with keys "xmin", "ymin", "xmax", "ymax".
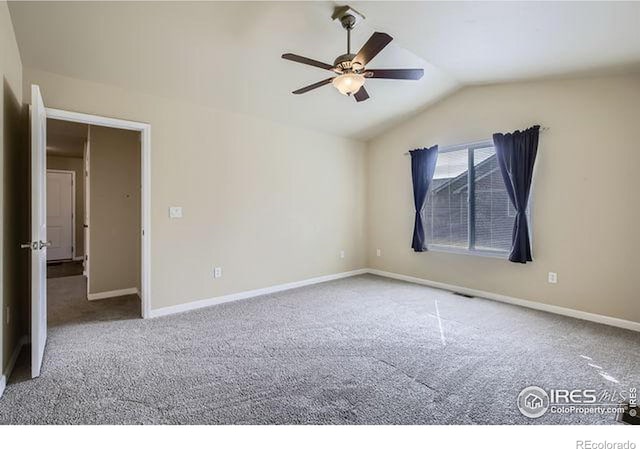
[{"xmin": 425, "ymin": 140, "xmax": 528, "ymax": 256}]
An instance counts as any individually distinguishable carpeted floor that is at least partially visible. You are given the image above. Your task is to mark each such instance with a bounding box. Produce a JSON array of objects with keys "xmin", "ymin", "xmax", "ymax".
[
  {"xmin": 47, "ymin": 260, "xmax": 84, "ymax": 279},
  {"xmin": 0, "ymin": 274, "xmax": 638, "ymax": 424}
]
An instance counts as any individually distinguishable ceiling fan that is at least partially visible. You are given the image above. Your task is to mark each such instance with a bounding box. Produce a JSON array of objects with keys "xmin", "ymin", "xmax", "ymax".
[{"xmin": 281, "ymin": 6, "xmax": 424, "ymax": 102}]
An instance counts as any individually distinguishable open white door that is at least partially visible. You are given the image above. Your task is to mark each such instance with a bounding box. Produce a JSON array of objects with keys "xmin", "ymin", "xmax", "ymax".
[{"xmin": 30, "ymin": 84, "xmax": 48, "ymax": 378}]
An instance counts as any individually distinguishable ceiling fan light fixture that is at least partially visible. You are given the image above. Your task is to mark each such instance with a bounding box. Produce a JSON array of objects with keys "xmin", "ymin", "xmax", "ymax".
[{"xmin": 332, "ymin": 73, "xmax": 365, "ymax": 96}]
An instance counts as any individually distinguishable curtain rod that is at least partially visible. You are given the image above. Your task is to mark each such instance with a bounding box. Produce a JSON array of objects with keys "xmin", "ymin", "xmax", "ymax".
[{"xmin": 403, "ymin": 126, "xmax": 550, "ymax": 156}]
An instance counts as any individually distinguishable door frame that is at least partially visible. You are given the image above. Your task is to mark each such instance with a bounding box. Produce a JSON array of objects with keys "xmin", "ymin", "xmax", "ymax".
[
  {"xmin": 83, "ymin": 131, "xmax": 90, "ymax": 285},
  {"xmin": 46, "ymin": 169, "xmax": 76, "ymax": 261},
  {"xmin": 46, "ymin": 108, "xmax": 152, "ymax": 319}
]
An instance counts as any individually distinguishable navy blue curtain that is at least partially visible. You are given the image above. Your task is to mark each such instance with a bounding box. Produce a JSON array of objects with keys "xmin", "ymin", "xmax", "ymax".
[
  {"xmin": 493, "ymin": 126, "xmax": 539, "ymax": 263},
  {"xmin": 410, "ymin": 145, "xmax": 438, "ymax": 252}
]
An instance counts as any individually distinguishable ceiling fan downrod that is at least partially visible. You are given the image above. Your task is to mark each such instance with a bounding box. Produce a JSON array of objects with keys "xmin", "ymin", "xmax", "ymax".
[{"xmin": 340, "ymin": 13, "xmax": 356, "ymax": 54}]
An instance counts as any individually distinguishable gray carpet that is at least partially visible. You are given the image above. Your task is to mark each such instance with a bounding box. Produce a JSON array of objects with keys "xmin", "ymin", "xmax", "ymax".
[
  {"xmin": 0, "ymin": 273, "xmax": 638, "ymax": 424},
  {"xmin": 47, "ymin": 261, "xmax": 84, "ymax": 279}
]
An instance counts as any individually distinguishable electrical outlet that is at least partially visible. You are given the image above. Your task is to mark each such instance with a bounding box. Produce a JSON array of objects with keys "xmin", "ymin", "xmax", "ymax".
[
  {"xmin": 340, "ymin": 250, "xmax": 345, "ymax": 259},
  {"xmin": 214, "ymin": 267, "xmax": 222, "ymax": 278},
  {"xmin": 376, "ymin": 249, "xmax": 381, "ymax": 257},
  {"xmin": 548, "ymin": 272, "xmax": 558, "ymax": 284}
]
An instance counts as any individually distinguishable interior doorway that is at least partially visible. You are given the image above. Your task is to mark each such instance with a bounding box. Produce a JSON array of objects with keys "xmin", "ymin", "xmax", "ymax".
[
  {"xmin": 44, "ymin": 119, "xmax": 145, "ymax": 370},
  {"xmin": 45, "ymin": 117, "xmax": 146, "ymax": 307},
  {"xmin": 26, "ymin": 85, "xmax": 152, "ymax": 378},
  {"xmin": 45, "ymin": 108, "xmax": 152, "ymax": 321}
]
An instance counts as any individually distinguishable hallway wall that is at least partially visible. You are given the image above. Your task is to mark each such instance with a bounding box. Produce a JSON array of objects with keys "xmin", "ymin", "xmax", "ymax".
[{"xmin": 88, "ymin": 125, "xmax": 141, "ymax": 295}]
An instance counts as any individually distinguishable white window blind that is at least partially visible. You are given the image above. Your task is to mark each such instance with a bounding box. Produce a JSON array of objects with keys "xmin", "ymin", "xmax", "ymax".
[
  {"xmin": 472, "ymin": 146, "xmax": 513, "ymax": 252},
  {"xmin": 426, "ymin": 148, "xmax": 468, "ymax": 248}
]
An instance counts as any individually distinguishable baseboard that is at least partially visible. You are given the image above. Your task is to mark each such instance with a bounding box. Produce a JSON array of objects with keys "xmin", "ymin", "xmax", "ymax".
[
  {"xmin": 149, "ymin": 269, "xmax": 369, "ymax": 318},
  {"xmin": 147, "ymin": 266, "xmax": 639, "ymax": 332},
  {"xmin": 88, "ymin": 287, "xmax": 138, "ymax": 301},
  {"xmin": 367, "ymin": 269, "xmax": 640, "ymax": 333},
  {"xmin": 0, "ymin": 335, "xmax": 29, "ymax": 399}
]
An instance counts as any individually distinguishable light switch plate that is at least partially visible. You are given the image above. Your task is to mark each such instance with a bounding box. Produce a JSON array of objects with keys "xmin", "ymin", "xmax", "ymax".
[
  {"xmin": 376, "ymin": 249, "xmax": 381, "ymax": 257},
  {"xmin": 169, "ymin": 206, "xmax": 183, "ymax": 218},
  {"xmin": 340, "ymin": 250, "xmax": 345, "ymax": 259},
  {"xmin": 548, "ymin": 272, "xmax": 558, "ymax": 284}
]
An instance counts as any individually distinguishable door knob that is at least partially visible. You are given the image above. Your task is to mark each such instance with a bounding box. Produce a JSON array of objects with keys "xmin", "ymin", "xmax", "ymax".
[{"xmin": 39, "ymin": 240, "xmax": 52, "ymax": 250}]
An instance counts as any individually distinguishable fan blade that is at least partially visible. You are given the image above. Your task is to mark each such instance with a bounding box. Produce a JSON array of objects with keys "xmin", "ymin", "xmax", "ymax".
[
  {"xmin": 365, "ymin": 69, "xmax": 424, "ymax": 80},
  {"xmin": 292, "ymin": 78, "xmax": 334, "ymax": 94},
  {"xmin": 353, "ymin": 32, "xmax": 393, "ymax": 67},
  {"xmin": 282, "ymin": 53, "xmax": 335, "ymax": 71},
  {"xmin": 353, "ymin": 86, "xmax": 369, "ymax": 102}
]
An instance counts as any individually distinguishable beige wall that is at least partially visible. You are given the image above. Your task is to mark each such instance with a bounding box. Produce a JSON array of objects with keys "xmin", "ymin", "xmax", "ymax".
[
  {"xmin": 47, "ymin": 155, "xmax": 85, "ymax": 257},
  {"xmin": 21, "ymin": 56, "xmax": 638, "ymax": 325},
  {"xmin": 24, "ymin": 68, "xmax": 640, "ymax": 324},
  {"xmin": 88, "ymin": 125, "xmax": 141, "ymax": 294},
  {"xmin": 367, "ymin": 74, "xmax": 640, "ymax": 323},
  {"xmin": 24, "ymin": 68, "xmax": 368, "ymax": 310},
  {"xmin": 1, "ymin": 0, "xmax": 28, "ymax": 378}
]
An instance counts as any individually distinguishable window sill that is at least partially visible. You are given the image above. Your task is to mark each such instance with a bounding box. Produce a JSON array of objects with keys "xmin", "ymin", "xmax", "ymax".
[{"xmin": 426, "ymin": 244, "xmax": 508, "ymax": 259}]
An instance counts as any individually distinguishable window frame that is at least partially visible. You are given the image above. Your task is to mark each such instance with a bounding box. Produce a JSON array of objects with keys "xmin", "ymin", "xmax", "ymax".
[{"xmin": 426, "ymin": 139, "xmax": 524, "ymax": 259}]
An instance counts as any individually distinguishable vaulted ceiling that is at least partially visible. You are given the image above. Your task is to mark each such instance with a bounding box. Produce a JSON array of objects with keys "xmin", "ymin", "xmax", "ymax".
[{"xmin": 9, "ymin": 1, "xmax": 640, "ymax": 140}]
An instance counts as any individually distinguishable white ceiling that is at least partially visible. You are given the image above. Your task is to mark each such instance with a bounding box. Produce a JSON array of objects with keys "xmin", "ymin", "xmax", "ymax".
[{"xmin": 9, "ymin": 1, "xmax": 640, "ymax": 141}]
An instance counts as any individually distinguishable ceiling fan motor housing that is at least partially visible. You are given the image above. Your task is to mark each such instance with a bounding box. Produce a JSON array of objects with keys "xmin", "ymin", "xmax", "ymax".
[{"xmin": 334, "ymin": 53, "xmax": 361, "ymax": 73}]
